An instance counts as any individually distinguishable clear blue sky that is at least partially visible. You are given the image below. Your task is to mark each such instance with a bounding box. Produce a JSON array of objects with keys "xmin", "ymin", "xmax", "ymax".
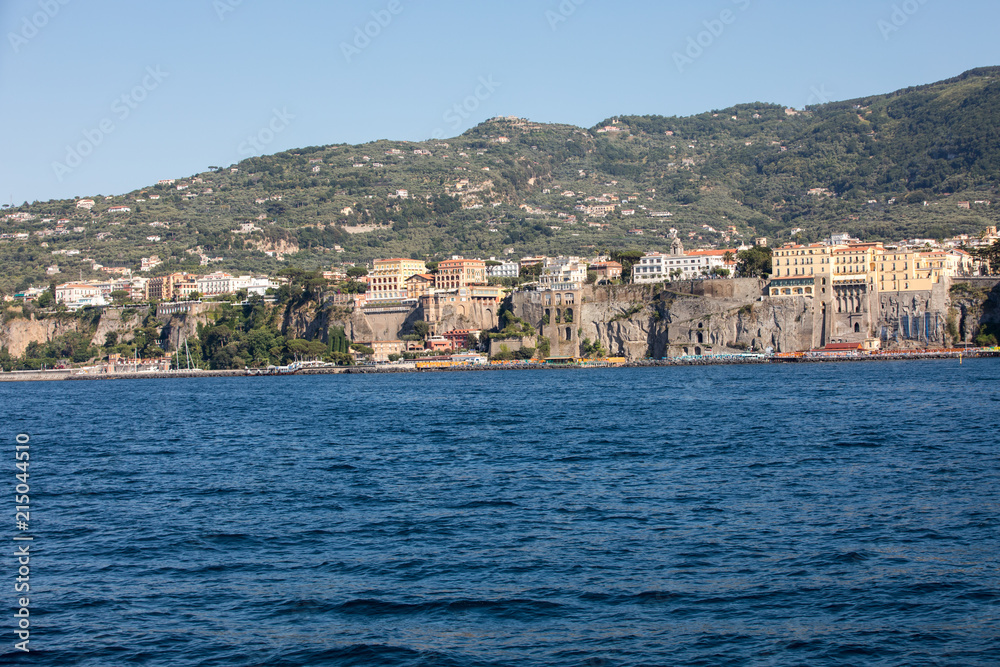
[{"xmin": 2, "ymin": 0, "xmax": 998, "ymax": 205}]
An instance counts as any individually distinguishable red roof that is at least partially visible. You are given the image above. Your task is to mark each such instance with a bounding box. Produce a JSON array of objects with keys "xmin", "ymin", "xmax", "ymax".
[{"xmin": 820, "ymin": 342, "xmax": 863, "ymax": 351}]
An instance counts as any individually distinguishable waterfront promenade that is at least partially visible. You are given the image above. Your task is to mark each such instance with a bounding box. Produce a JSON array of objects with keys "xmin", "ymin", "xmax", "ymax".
[{"xmin": 0, "ymin": 348, "xmax": 995, "ymax": 382}]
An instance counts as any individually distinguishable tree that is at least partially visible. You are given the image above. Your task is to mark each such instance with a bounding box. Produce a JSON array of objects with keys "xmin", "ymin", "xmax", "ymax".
[
  {"xmin": 611, "ymin": 250, "xmax": 645, "ymax": 283},
  {"xmin": 286, "ymin": 338, "xmax": 323, "ymax": 361},
  {"xmin": 35, "ymin": 290, "xmax": 53, "ymax": 308},
  {"xmin": 519, "ymin": 263, "xmax": 542, "ymax": 280},
  {"xmin": 536, "ymin": 336, "xmax": 550, "ymax": 359},
  {"xmin": 581, "ymin": 337, "xmax": 607, "ymax": 358},
  {"xmin": 340, "ymin": 280, "xmax": 367, "ymax": 294},
  {"xmin": 350, "ymin": 343, "xmax": 375, "ymax": 357},
  {"xmin": 104, "ymin": 332, "xmax": 119, "ymax": 348},
  {"xmin": 736, "ymin": 246, "xmax": 773, "ymax": 278},
  {"xmin": 346, "ymin": 265, "xmax": 368, "ymax": 278},
  {"xmin": 110, "ymin": 290, "xmax": 130, "ymax": 305},
  {"xmin": 412, "ymin": 320, "xmax": 430, "ymax": 338},
  {"xmin": 974, "ymin": 240, "xmax": 1000, "ymax": 275}
]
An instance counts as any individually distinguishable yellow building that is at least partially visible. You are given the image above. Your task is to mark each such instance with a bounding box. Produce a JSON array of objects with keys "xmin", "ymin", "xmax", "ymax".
[
  {"xmin": 772, "ymin": 242, "xmax": 968, "ymax": 298},
  {"xmin": 369, "ymin": 258, "xmax": 427, "ymax": 301},
  {"xmin": 769, "ymin": 244, "xmax": 833, "ymax": 296},
  {"xmin": 405, "ymin": 273, "xmax": 435, "ymax": 300},
  {"xmin": 877, "ymin": 249, "xmax": 930, "ymax": 292}
]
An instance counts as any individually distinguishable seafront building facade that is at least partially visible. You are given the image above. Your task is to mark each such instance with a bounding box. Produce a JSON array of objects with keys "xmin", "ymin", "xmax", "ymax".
[
  {"xmin": 369, "ymin": 258, "xmax": 428, "ymax": 302},
  {"xmin": 770, "ymin": 243, "xmax": 974, "ymax": 297}
]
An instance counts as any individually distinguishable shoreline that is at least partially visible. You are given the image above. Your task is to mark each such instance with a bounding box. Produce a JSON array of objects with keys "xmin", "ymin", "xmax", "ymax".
[{"xmin": 0, "ymin": 350, "xmax": 995, "ymax": 382}]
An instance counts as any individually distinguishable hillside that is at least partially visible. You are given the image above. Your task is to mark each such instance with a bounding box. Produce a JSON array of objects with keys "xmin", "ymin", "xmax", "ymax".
[{"xmin": 3, "ymin": 67, "xmax": 1000, "ymax": 294}]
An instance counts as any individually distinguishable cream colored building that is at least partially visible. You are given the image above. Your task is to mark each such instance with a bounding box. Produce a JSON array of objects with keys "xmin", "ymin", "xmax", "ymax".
[
  {"xmin": 434, "ymin": 258, "xmax": 486, "ymax": 291},
  {"xmin": 369, "ymin": 258, "xmax": 427, "ymax": 302}
]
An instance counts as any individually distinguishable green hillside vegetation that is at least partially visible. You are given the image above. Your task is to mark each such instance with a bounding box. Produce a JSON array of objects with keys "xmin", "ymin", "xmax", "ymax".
[{"xmin": 3, "ymin": 67, "xmax": 1000, "ymax": 294}]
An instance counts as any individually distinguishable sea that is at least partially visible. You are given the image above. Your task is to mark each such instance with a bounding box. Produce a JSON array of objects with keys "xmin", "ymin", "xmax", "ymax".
[{"xmin": 1, "ymin": 359, "xmax": 998, "ymax": 666}]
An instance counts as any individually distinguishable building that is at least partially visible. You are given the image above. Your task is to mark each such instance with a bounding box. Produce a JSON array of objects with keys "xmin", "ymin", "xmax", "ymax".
[
  {"xmin": 146, "ymin": 272, "xmax": 191, "ymax": 301},
  {"xmin": 486, "ymin": 258, "xmax": 519, "ymax": 279},
  {"xmin": 232, "ymin": 275, "xmax": 277, "ymax": 296},
  {"xmin": 356, "ymin": 340, "xmax": 405, "ymax": 363},
  {"xmin": 140, "ymin": 256, "xmax": 162, "ymax": 272},
  {"xmin": 466, "ymin": 284, "xmax": 505, "ymax": 303},
  {"xmin": 633, "ymin": 240, "xmax": 734, "ymax": 282},
  {"xmin": 197, "ymin": 272, "xmax": 235, "ymax": 296},
  {"xmin": 55, "ymin": 283, "xmax": 101, "ymax": 307},
  {"xmin": 425, "ymin": 336, "xmax": 452, "ymax": 352},
  {"xmin": 369, "ymin": 258, "xmax": 427, "ymax": 302},
  {"xmin": 632, "ymin": 253, "xmax": 669, "ymax": 282},
  {"xmin": 322, "ymin": 268, "xmax": 348, "ymax": 283},
  {"xmin": 519, "ymin": 256, "xmax": 547, "ymax": 273},
  {"xmin": 539, "ymin": 257, "xmax": 588, "ymax": 290},
  {"xmin": 405, "ymin": 273, "xmax": 435, "ymax": 300},
  {"xmin": 434, "ymin": 258, "xmax": 486, "ymax": 291},
  {"xmin": 174, "ymin": 275, "xmax": 200, "ymax": 298},
  {"xmin": 590, "ymin": 261, "xmax": 622, "ymax": 283},
  {"xmin": 684, "ymin": 249, "xmax": 738, "ymax": 276},
  {"xmin": 442, "ymin": 329, "xmax": 477, "ymax": 349}
]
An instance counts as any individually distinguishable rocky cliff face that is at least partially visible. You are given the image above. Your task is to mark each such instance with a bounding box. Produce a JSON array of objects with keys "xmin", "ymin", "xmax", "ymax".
[
  {"xmin": 0, "ymin": 316, "xmax": 85, "ymax": 357},
  {"xmin": 948, "ymin": 278, "xmax": 1000, "ymax": 344},
  {"xmin": 507, "ymin": 277, "xmax": 989, "ymax": 361},
  {"xmin": 5, "ymin": 278, "xmax": 997, "ymax": 361},
  {"xmin": 509, "ymin": 280, "xmax": 810, "ymax": 360}
]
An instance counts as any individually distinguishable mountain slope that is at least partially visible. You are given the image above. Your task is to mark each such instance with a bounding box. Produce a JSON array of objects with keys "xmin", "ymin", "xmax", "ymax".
[{"xmin": 2, "ymin": 68, "xmax": 999, "ymax": 293}]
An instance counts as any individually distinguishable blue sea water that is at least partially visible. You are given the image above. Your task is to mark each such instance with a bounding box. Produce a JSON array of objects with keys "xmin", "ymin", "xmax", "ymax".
[{"xmin": 1, "ymin": 359, "xmax": 999, "ymax": 666}]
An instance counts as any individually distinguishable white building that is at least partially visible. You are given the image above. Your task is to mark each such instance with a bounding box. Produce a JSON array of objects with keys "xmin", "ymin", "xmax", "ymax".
[
  {"xmin": 539, "ymin": 257, "xmax": 588, "ymax": 290},
  {"xmin": 140, "ymin": 256, "xmax": 162, "ymax": 272},
  {"xmin": 55, "ymin": 283, "xmax": 107, "ymax": 309},
  {"xmin": 231, "ymin": 275, "xmax": 277, "ymax": 296},
  {"xmin": 197, "ymin": 272, "xmax": 234, "ymax": 296},
  {"xmin": 633, "ymin": 239, "xmax": 736, "ymax": 282},
  {"xmin": 486, "ymin": 258, "xmax": 519, "ymax": 279}
]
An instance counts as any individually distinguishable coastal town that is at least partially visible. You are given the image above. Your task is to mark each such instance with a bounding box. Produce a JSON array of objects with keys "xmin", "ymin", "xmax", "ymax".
[{"xmin": 2, "ymin": 222, "xmax": 998, "ymax": 376}]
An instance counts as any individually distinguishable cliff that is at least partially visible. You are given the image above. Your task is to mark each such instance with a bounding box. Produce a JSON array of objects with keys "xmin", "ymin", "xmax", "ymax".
[
  {"xmin": 0, "ymin": 315, "xmax": 87, "ymax": 357},
  {"xmin": 508, "ymin": 277, "xmax": 999, "ymax": 361}
]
